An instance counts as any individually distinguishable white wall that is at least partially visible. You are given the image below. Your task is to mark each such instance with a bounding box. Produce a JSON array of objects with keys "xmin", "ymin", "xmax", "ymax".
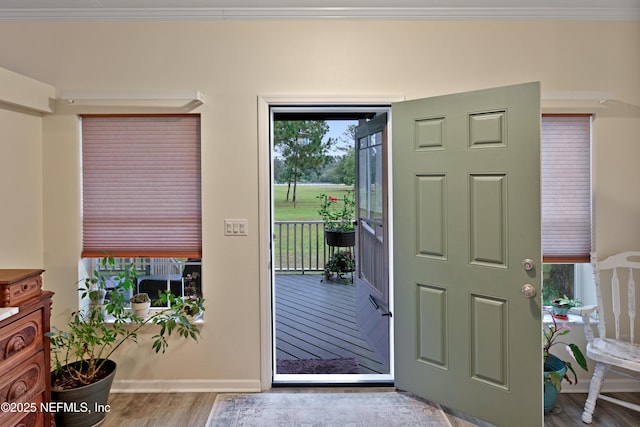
[
  {"xmin": 0, "ymin": 19, "xmax": 638, "ymax": 391},
  {"xmin": 0, "ymin": 107, "xmax": 44, "ymax": 267},
  {"xmin": 0, "ymin": 67, "xmax": 53, "ymax": 266}
]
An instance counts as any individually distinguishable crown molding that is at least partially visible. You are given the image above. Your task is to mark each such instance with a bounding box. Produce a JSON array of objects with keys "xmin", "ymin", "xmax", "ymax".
[{"xmin": 0, "ymin": 7, "xmax": 638, "ymax": 22}]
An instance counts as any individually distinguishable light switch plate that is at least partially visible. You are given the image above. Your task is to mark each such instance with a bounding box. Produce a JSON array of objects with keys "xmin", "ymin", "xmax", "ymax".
[{"xmin": 224, "ymin": 219, "xmax": 248, "ymax": 236}]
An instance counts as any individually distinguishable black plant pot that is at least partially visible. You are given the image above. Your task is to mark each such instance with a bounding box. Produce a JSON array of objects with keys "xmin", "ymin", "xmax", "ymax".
[
  {"xmin": 324, "ymin": 230, "xmax": 356, "ymax": 247},
  {"xmin": 51, "ymin": 359, "xmax": 117, "ymax": 427}
]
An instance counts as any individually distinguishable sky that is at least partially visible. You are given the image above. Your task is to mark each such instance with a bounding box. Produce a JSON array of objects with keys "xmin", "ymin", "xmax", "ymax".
[{"xmin": 325, "ymin": 120, "xmax": 357, "ymax": 153}]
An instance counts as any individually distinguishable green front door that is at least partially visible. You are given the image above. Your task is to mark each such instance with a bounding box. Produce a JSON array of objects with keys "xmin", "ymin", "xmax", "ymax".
[{"xmin": 393, "ymin": 83, "xmax": 542, "ymax": 426}]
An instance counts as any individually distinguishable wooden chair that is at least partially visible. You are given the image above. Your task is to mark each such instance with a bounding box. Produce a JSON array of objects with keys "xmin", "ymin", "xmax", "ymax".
[{"xmin": 573, "ymin": 252, "xmax": 640, "ymax": 423}]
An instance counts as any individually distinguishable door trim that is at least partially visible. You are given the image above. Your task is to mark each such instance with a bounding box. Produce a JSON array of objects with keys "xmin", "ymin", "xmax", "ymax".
[{"xmin": 257, "ymin": 94, "xmax": 403, "ymax": 390}]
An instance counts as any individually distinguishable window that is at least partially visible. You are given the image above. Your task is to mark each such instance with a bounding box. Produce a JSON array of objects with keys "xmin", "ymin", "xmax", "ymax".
[
  {"xmin": 81, "ymin": 115, "xmax": 202, "ymax": 306},
  {"xmin": 90, "ymin": 257, "xmax": 201, "ymax": 306},
  {"xmin": 541, "ymin": 115, "xmax": 593, "ymax": 304}
]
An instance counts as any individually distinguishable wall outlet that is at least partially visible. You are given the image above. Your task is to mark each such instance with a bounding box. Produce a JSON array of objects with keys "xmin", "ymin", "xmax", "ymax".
[{"xmin": 224, "ymin": 219, "xmax": 248, "ymax": 236}]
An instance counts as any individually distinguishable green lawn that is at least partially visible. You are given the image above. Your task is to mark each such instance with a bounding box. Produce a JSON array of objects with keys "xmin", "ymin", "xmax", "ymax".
[{"xmin": 273, "ymin": 184, "xmax": 354, "ymax": 221}]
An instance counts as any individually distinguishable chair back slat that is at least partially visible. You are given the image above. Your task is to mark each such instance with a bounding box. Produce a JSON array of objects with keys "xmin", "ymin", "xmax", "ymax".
[
  {"xmin": 630, "ymin": 268, "xmax": 636, "ymax": 343},
  {"xmin": 611, "ymin": 268, "xmax": 620, "ymax": 340},
  {"xmin": 612, "ymin": 267, "xmax": 621, "ymax": 339},
  {"xmin": 594, "ymin": 251, "xmax": 640, "ymax": 345}
]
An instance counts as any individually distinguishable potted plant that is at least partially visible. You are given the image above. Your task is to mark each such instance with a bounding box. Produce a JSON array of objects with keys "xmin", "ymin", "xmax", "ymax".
[
  {"xmin": 82, "ymin": 257, "xmax": 112, "ymax": 314},
  {"xmin": 317, "ymin": 190, "xmax": 356, "ymax": 247},
  {"xmin": 323, "ymin": 250, "xmax": 355, "ymax": 284},
  {"xmin": 130, "ymin": 292, "xmax": 151, "ymax": 318},
  {"xmin": 550, "ymin": 295, "xmax": 582, "ymax": 320},
  {"xmin": 181, "ymin": 297, "xmax": 204, "ymax": 320},
  {"xmin": 184, "ymin": 271, "xmax": 200, "ymax": 300},
  {"xmin": 88, "ymin": 288, "xmax": 107, "ymax": 314},
  {"xmin": 47, "ymin": 256, "xmax": 205, "ymax": 427},
  {"xmin": 543, "ymin": 315, "xmax": 588, "ymax": 413}
]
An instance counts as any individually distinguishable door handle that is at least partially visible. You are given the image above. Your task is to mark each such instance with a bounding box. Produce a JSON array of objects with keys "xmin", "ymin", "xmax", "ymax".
[
  {"xmin": 521, "ymin": 284, "xmax": 537, "ymax": 298},
  {"xmin": 369, "ymin": 295, "xmax": 392, "ymax": 317}
]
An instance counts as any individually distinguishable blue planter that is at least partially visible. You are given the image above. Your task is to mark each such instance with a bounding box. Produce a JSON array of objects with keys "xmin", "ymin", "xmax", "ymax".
[
  {"xmin": 551, "ymin": 301, "xmax": 571, "ymax": 318},
  {"xmin": 544, "ymin": 355, "xmax": 567, "ymax": 413}
]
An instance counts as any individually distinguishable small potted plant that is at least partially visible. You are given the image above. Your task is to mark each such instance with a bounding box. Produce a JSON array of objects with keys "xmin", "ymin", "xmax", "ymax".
[
  {"xmin": 184, "ymin": 271, "xmax": 200, "ymax": 300},
  {"xmin": 550, "ymin": 295, "xmax": 582, "ymax": 320},
  {"xmin": 88, "ymin": 288, "xmax": 107, "ymax": 315},
  {"xmin": 130, "ymin": 292, "xmax": 151, "ymax": 318},
  {"xmin": 323, "ymin": 250, "xmax": 355, "ymax": 284},
  {"xmin": 182, "ymin": 298, "xmax": 203, "ymax": 320},
  {"xmin": 317, "ymin": 190, "xmax": 356, "ymax": 247},
  {"xmin": 81, "ymin": 257, "xmax": 112, "ymax": 314},
  {"xmin": 543, "ymin": 315, "xmax": 588, "ymax": 412}
]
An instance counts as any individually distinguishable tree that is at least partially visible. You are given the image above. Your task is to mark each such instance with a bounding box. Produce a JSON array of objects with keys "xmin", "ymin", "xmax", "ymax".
[
  {"xmin": 274, "ymin": 120, "xmax": 332, "ymax": 206},
  {"xmin": 339, "ymin": 148, "xmax": 355, "ymax": 186},
  {"xmin": 272, "ymin": 157, "xmax": 285, "ymax": 183},
  {"xmin": 332, "ymin": 124, "xmax": 356, "ymax": 185}
]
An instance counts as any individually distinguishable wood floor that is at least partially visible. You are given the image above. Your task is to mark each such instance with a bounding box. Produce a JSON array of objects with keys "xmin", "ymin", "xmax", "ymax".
[
  {"xmin": 543, "ymin": 392, "xmax": 640, "ymax": 427},
  {"xmin": 102, "ymin": 392, "xmax": 217, "ymax": 427},
  {"xmin": 275, "ymin": 273, "xmax": 387, "ymax": 374},
  {"xmin": 100, "ymin": 391, "xmax": 640, "ymax": 426}
]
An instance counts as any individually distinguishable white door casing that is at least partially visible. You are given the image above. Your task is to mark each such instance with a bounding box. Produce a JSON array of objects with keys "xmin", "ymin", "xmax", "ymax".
[{"xmin": 258, "ymin": 95, "xmax": 402, "ymax": 389}]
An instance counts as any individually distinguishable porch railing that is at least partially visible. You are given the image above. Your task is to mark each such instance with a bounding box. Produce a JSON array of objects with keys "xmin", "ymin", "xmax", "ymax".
[{"xmin": 274, "ymin": 220, "xmax": 331, "ymax": 273}]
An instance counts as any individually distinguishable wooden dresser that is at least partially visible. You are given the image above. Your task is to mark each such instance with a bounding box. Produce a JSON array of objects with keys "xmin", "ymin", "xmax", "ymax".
[{"xmin": 0, "ymin": 270, "xmax": 53, "ymax": 427}]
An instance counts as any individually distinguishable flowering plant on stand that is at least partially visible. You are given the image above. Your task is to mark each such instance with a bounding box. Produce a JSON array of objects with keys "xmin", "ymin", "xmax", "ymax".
[{"xmin": 317, "ymin": 191, "xmax": 355, "ymax": 232}]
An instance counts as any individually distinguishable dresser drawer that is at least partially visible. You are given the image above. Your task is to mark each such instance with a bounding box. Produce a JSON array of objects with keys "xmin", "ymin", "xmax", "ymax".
[
  {"xmin": 0, "ymin": 310, "xmax": 43, "ymax": 376},
  {"xmin": 0, "ymin": 270, "xmax": 44, "ymax": 308},
  {"xmin": 0, "ymin": 351, "xmax": 45, "ymax": 407}
]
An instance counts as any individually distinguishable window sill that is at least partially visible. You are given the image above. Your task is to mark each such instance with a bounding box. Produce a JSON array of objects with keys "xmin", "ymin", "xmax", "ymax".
[
  {"xmin": 542, "ymin": 308, "xmax": 598, "ymax": 325},
  {"xmin": 543, "ymin": 312, "xmax": 584, "ymax": 324},
  {"xmin": 99, "ymin": 308, "xmax": 204, "ymax": 325}
]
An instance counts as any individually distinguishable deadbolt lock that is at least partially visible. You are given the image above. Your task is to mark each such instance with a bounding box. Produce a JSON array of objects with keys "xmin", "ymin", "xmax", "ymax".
[{"xmin": 522, "ymin": 259, "xmax": 535, "ymax": 271}]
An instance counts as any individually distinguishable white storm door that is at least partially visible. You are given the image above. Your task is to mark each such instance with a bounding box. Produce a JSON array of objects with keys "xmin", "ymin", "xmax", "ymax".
[{"xmin": 393, "ymin": 82, "xmax": 542, "ymax": 426}]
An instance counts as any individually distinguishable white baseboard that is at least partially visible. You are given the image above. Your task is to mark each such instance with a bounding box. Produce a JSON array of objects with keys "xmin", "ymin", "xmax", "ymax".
[
  {"xmin": 111, "ymin": 379, "xmax": 261, "ymax": 393},
  {"xmin": 562, "ymin": 378, "xmax": 640, "ymax": 393}
]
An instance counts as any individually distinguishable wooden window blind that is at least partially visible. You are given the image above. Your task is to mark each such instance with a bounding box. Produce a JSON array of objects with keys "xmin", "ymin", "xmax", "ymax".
[
  {"xmin": 541, "ymin": 114, "xmax": 592, "ymax": 263},
  {"xmin": 81, "ymin": 114, "xmax": 201, "ymax": 258}
]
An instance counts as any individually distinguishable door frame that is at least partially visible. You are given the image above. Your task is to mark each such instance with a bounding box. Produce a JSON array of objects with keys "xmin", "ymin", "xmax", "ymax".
[{"xmin": 257, "ymin": 95, "xmax": 403, "ymax": 389}]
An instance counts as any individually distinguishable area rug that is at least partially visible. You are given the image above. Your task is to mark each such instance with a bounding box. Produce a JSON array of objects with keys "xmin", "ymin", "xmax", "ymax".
[
  {"xmin": 206, "ymin": 392, "xmax": 453, "ymax": 426},
  {"xmin": 276, "ymin": 358, "xmax": 360, "ymax": 374}
]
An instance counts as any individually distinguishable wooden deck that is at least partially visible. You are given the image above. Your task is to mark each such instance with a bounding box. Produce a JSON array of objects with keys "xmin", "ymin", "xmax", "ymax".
[{"xmin": 274, "ymin": 273, "xmax": 388, "ymax": 375}]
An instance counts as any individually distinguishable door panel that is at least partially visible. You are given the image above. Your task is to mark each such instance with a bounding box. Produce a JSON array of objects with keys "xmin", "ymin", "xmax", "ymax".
[
  {"xmin": 393, "ymin": 83, "xmax": 542, "ymax": 426},
  {"xmin": 356, "ymin": 113, "xmax": 388, "ymax": 299},
  {"xmin": 416, "ymin": 175, "xmax": 447, "ymax": 258}
]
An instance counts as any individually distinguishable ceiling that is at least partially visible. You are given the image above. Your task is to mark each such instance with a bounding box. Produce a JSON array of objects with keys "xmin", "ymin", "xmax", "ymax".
[{"xmin": 0, "ymin": 0, "xmax": 639, "ymax": 21}]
